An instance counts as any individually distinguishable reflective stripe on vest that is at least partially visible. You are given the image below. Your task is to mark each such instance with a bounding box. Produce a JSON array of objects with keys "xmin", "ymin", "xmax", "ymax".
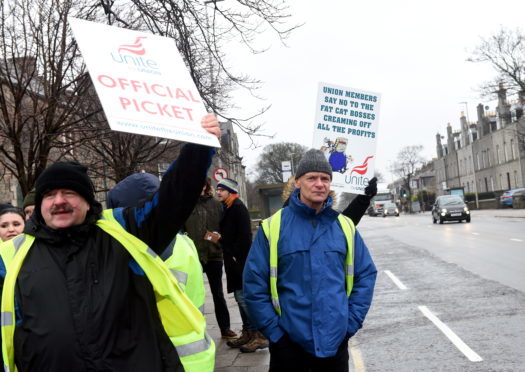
[
  {"xmin": 163, "ymin": 234, "xmax": 205, "ymax": 314},
  {"xmin": 0, "ymin": 210, "xmax": 214, "ymax": 372},
  {"xmin": 1, "ymin": 234, "xmax": 35, "ymax": 372},
  {"xmin": 261, "ymin": 208, "xmax": 355, "ymax": 316}
]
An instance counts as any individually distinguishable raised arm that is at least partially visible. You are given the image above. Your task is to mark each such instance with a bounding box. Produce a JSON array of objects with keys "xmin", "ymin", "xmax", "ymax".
[
  {"xmin": 120, "ymin": 114, "xmax": 220, "ymax": 253},
  {"xmin": 341, "ymin": 177, "xmax": 377, "ymax": 226}
]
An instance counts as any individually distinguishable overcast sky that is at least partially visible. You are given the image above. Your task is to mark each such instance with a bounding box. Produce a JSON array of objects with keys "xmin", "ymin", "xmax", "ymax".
[{"xmin": 224, "ymin": 0, "xmax": 524, "ymax": 183}]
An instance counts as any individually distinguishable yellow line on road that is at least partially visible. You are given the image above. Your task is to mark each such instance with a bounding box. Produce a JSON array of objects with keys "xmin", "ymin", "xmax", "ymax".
[{"xmin": 350, "ymin": 339, "xmax": 366, "ymax": 372}]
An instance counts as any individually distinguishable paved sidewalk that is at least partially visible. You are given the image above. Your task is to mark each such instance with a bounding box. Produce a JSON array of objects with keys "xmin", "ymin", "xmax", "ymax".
[
  {"xmin": 469, "ymin": 207, "xmax": 525, "ymax": 218},
  {"xmin": 204, "ymin": 276, "xmax": 269, "ymax": 371}
]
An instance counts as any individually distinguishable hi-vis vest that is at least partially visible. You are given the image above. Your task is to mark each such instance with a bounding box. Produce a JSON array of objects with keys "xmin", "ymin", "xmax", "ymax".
[
  {"xmin": 0, "ymin": 209, "xmax": 214, "ymax": 372},
  {"xmin": 261, "ymin": 208, "xmax": 355, "ymax": 316},
  {"xmin": 162, "ymin": 233, "xmax": 205, "ymax": 313}
]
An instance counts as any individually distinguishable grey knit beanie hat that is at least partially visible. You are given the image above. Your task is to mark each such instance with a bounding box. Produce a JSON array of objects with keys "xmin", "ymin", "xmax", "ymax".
[
  {"xmin": 295, "ymin": 149, "xmax": 332, "ymax": 179},
  {"xmin": 217, "ymin": 178, "xmax": 238, "ymax": 194}
]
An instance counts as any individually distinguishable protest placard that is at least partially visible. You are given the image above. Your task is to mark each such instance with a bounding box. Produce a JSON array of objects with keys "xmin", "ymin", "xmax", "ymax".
[
  {"xmin": 69, "ymin": 17, "xmax": 220, "ymax": 148},
  {"xmin": 313, "ymin": 82, "xmax": 381, "ymax": 194}
]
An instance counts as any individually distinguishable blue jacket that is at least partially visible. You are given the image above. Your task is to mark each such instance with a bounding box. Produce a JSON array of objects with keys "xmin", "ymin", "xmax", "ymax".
[{"xmin": 243, "ymin": 188, "xmax": 377, "ymax": 357}]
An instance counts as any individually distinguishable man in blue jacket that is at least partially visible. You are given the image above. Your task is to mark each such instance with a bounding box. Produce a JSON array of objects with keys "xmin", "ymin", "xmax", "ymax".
[{"xmin": 243, "ymin": 149, "xmax": 377, "ymax": 372}]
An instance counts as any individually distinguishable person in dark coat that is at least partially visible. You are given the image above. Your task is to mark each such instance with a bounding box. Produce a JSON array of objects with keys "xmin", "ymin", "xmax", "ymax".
[
  {"xmin": 184, "ymin": 177, "xmax": 236, "ymax": 339},
  {"xmin": 0, "ymin": 114, "xmax": 220, "ymax": 372},
  {"xmin": 216, "ymin": 178, "xmax": 267, "ymax": 352}
]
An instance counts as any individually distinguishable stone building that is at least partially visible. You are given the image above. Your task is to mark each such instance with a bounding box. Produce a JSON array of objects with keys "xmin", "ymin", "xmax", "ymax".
[{"xmin": 435, "ymin": 84, "xmax": 525, "ymax": 196}]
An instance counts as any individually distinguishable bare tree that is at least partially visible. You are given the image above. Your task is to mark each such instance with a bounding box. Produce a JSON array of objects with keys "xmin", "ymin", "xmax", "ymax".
[
  {"xmin": 468, "ymin": 27, "xmax": 525, "ymax": 151},
  {"xmin": 0, "ymin": 0, "xmax": 104, "ymax": 196},
  {"xmin": 468, "ymin": 27, "xmax": 525, "ymax": 97},
  {"xmin": 0, "ymin": 0, "xmax": 299, "ymax": 198},
  {"xmin": 253, "ymin": 142, "xmax": 307, "ymax": 185},
  {"xmin": 390, "ymin": 145, "xmax": 425, "ymax": 213},
  {"xmin": 97, "ymin": 0, "xmax": 300, "ymax": 144}
]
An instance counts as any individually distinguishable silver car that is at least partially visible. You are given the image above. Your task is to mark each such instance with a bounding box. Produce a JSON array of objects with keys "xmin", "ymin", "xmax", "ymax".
[{"xmin": 382, "ymin": 202, "xmax": 399, "ymax": 217}]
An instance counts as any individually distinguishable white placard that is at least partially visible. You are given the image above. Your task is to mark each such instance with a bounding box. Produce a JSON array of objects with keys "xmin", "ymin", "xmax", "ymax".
[
  {"xmin": 69, "ymin": 18, "xmax": 220, "ymax": 148},
  {"xmin": 313, "ymin": 82, "xmax": 381, "ymax": 194}
]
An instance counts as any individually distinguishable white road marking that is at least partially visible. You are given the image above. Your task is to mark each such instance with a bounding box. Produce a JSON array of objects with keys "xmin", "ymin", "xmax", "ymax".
[
  {"xmin": 472, "ymin": 232, "xmax": 480, "ymax": 236},
  {"xmin": 510, "ymin": 238, "xmax": 523, "ymax": 242},
  {"xmin": 384, "ymin": 270, "xmax": 408, "ymax": 290},
  {"xmin": 349, "ymin": 339, "xmax": 366, "ymax": 372},
  {"xmin": 418, "ymin": 306, "xmax": 482, "ymax": 362}
]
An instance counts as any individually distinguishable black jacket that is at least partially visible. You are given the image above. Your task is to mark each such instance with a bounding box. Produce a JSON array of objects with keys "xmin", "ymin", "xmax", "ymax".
[
  {"xmin": 220, "ymin": 198, "xmax": 252, "ymax": 293},
  {"xmin": 183, "ymin": 195, "xmax": 223, "ymax": 264},
  {"xmin": 342, "ymin": 194, "xmax": 371, "ymax": 226},
  {"xmin": 0, "ymin": 143, "xmax": 214, "ymax": 372}
]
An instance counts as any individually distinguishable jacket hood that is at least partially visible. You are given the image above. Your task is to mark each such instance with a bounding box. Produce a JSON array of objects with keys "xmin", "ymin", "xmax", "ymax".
[{"xmin": 107, "ymin": 173, "xmax": 160, "ymax": 208}]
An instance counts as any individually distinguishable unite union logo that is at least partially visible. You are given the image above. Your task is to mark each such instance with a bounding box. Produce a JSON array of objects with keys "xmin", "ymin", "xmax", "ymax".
[
  {"xmin": 110, "ymin": 36, "xmax": 160, "ymax": 74},
  {"xmin": 350, "ymin": 155, "xmax": 374, "ymax": 175},
  {"xmin": 118, "ymin": 36, "xmax": 148, "ymax": 55}
]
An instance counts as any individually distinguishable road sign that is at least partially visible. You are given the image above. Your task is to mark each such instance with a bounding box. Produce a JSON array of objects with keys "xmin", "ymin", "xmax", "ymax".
[
  {"xmin": 213, "ymin": 167, "xmax": 228, "ymax": 182},
  {"xmin": 282, "ymin": 161, "xmax": 292, "ymax": 182}
]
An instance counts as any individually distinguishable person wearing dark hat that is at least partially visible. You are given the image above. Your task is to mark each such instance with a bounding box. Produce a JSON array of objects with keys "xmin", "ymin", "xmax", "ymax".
[
  {"xmin": 22, "ymin": 188, "xmax": 36, "ymax": 221},
  {"xmin": 216, "ymin": 178, "xmax": 268, "ymax": 353},
  {"xmin": 244, "ymin": 149, "xmax": 377, "ymax": 372},
  {"xmin": 0, "ymin": 114, "xmax": 220, "ymax": 372},
  {"xmin": 0, "ymin": 202, "xmax": 14, "ymax": 215}
]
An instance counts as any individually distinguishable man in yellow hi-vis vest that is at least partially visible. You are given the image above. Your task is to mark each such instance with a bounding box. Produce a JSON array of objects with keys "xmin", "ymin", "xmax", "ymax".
[
  {"xmin": 107, "ymin": 172, "xmax": 206, "ymax": 313},
  {"xmin": 0, "ymin": 114, "xmax": 220, "ymax": 372},
  {"xmin": 243, "ymin": 149, "xmax": 377, "ymax": 372}
]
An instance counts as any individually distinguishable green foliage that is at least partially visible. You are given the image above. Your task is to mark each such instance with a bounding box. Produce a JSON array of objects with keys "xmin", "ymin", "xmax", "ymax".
[{"xmin": 477, "ymin": 191, "xmax": 496, "ymax": 200}]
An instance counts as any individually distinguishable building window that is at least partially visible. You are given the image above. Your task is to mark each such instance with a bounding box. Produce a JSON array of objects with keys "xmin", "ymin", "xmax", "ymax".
[
  {"xmin": 496, "ymin": 145, "xmax": 500, "ymax": 164},
  {"xmin": 507, "ymin": 172, "xmax": 511, "ymax": 190},
  {"xmin": 514, "ymin": 170, "xmax": 518, "ymax": 188},
  {"xmin": 476, "ymin": 153, "xmax": 480, "ymax": 170},
  {"xmin": 490, "ymin": 176, "xmax": 494, "ymax": 192},
  {"xmin": 503, "ymin": 142, "xmax": 508, "ymax": 162},
  {"xmin": 510, "ymin": 139, "xmax": 515, "ymax": 160},
  {"xmin": 487, "ymin": 149, "xmax": 491, "ymax": 167}
]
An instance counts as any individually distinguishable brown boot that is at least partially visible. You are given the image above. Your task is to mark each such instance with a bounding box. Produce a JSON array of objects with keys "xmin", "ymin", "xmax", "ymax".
[
  {"xmin": 227, "ymin": 329, "xmax": 254, "ymax": 348},
  {"xmin": 240, "ymin": 332, "xmax": 269, "ymax": 353},
  {"xmin": 220, "ymin": 329, "xmax": 237, "ymax": 340}
]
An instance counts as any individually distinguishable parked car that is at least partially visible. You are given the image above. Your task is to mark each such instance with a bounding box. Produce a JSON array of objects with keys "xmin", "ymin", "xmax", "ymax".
[
  {"xmin": 432, "ymin": 195, "xmax": 470, "ymax": 224},
  {"xmin": 500, "ymin": 188, "xmax": 525, "ymax": 208},
  {"xmin": 382, "ymin": 202, "xmax": 399, "ymax": 217}
]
